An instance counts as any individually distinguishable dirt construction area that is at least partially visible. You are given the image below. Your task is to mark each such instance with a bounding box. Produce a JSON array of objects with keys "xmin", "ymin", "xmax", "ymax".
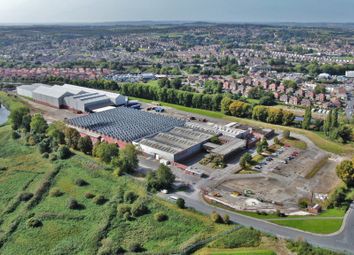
[{"xmin": 209, "ymin": 139, "xmax": 341, "ymax": 214}]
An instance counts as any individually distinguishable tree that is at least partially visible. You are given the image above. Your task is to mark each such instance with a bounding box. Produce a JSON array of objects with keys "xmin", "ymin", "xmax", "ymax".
[
  {"xmin": 282, "ymin": 111, "xmax": 295, "ymax": 126},
  {"xmin": 283, "ymin": 130, "xmax": 291, "ymax": 139},
  {"xmin": 156, "ymin": 164, "xmax": 175, "ymax": 189},
  {"xmin": 229, "ymin": 101, "xmax": 251, "ymax": 118},
  {"xmin": 113, "ymin": 144, "xmax": 138, "ymax": 174},
  {"xmin": 57, "ymin": 145, "xmax": 71, "ymax": 160},
  {"xmin": 64, "ymin": 127, "xmax": 81, "ymax": 149},
  {"xmin": 30, "ymin": 114, "xmax": 48, "ymax": 134},
  {"xmin": 93, "ymin": 142, "xmax": 119, "ymax": 163},
  {"xmin": 302, "ymin": 107, "xmax": 312, "ymax": 130},
  {"xmin": 210, "ymin": 211, "xmax": 224, "ymax": 223},
  {"xmin": 337, "ymin": 125, "xmax": 353, "ymax": 143},
  {"xmin": 78, "ymin": 136, "xmax": 93, "ymax": 155},
  {"xmin": 240, "ymin": 153, "xmax": 252, "ymax": 168},
  {"xmin": 252, "ymin": 106, "xmax": 268, "ymax": 122},
  {"xmin": 22, "ymin": 114, "xmax": 32, "ymax": 132},
  {"xmin": 259, "ymin": 95, "xmax": 275, "ymax": 106},
  {"xmin": 176, "ymin": 198, "xmax": 185, "ymax": 209},
  {"xmin": 336, "ymin": 160, "xmax": 354, "ymax": 187},
  {"xmin": 274, "ymin": 137, "xmax": 280, "ymax": 145},
  {"xmin": 331, "ymin": 109, "xmax": 339, "ymax": 129},
  {"xmin": 323, "ymin": 110, "xmax": 333, "ymax": 135},
  {"xmin": 146, "ymin": 164, "xmax": 175, "ymax": 192},
  {"xmin": 38, "ymin": 138, "xmax": 52, "ymax": 154},
  {"xmin": 47, "ymin": 121, "xmax": 65, "ymax": 144},
  {"xmin": 10, "ymin": 107, "xmax": 29, "ymax": 130},
  {"xmin": 220, "ymin": 97, "xmax": 233, "ymax": 115}
]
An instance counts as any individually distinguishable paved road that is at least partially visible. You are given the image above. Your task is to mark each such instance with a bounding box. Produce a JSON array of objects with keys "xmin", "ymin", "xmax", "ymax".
[{"xmin": 166, "ymin": 192, "xmax": 354, "ymax": 254}]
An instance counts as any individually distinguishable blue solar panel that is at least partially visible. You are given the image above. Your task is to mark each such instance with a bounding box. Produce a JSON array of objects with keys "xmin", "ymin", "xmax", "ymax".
[{"xmin": 67, "ymin": 107, "xmax": 185, "ymax": 142}]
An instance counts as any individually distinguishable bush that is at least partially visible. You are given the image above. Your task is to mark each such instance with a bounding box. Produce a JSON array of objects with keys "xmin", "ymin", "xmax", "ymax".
[
  {"xmin": 223, "ymin": 214, "xmax": 231, "ymax": 224},
  {"xmin": 283, "ymin": 130, "xmax": 291, "ymax": 139},
  {"xmin": 85, "ymin": 192, "xmax": 95, "ymax": 199},
  {"xmin": 117, "ymin": 204, "xmax": 131, "ymax": 217},
  {"xmin": 12, "ymin": 131, "xmax": 20, "ymax": 140},
  {"xmin": 50, "ymin": 154, "xmax": 58, "ymax": 161},
  {"xmin": 19, "ymin": 192, "xmax": 34, "ymax": 202},
  {"xmin": 57, "ymin": 146, "xmax": 71, "ymax": 160},
  {"xmin": 210, "ymin": 228, "xmax": 261, "ymax": 248},
  {"xmin": 176, "ymin": 198, "xmax": 185, "ymax": 209},
  {"xmin": 210, "ymin": 211, "xmax": 224, "ymax": 224},
  {"xmin": 50, "ymin": 188, "xmax": 64, "ymax": 197},
  {"xmin": 131, "ymin": 199, "xmax": 149, "ymax": 217},
  {"xmin": 93, "ymin": 195, "xmax": 107, "ymax": 205},
  {"xmin": 124, "ymin": 191, "xmax": 138, "ymax": 204},
  {"xmin": 154, "ymin": 212, "xmax": 168, "ymax": 222},
  {"xmin": 128, "ymin": 242, "xmax": 144, "ymax": 253},
  {"xmin": 67, "ymin": 198, "xmax": 84, "ymax": 210},
  {"xmin": 75, "ymin": 178, "xmax": 89, "ymax": 187},
  {"xmin": 42, "ymin": 152, "xmax": 49, "ymax": 159},
  {"xmin": 298, "ymin": 198, "xmax": 310, "ymax": 209},
  {"xmin": 27, "ymin": 218, "xmax": 43, "ymax": 228}
]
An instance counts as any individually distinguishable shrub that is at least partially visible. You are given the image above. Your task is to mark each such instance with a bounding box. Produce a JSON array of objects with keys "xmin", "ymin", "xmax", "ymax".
[
  {"xmin": 19, "ymin": 192, "xmax": 34, "ymax": 202},
  {"xmin": 283, "ymin": 130, "xmax": 291, "ymax": 139},
  {"xmin": 128, "ymin": 242, "xmax": 144, "ymax": 253},
  {"xmin": 117, "ymin": 204, "xmax": 131, "ymax": 217},
  {"xmin": 57, "ymin": 146, "xmax": 71, "ymax": 160},
  {"xmin": 42, "ymin": 152, "xmax": 49, "ymax": 159},
  {"xmin": 131, "ymin": 199, "xmax": 149, "ymax": 217},
  {"xmin": 176, "ymin": 198, "xmax": 185, "ymax": 209},
  {"xmin": 50, "ymin": 188, "xmax": 64, "ymax": 197},
  {"xmin": 298, "ymin": 198, "xmax": 310, "ymax": 209},
  {"xmin": 223, "ymin": 214, "xmax": 231, "ymax": 224},
  {"xmin": 124, "ymin": 191, "xmax": 138, "ymax": 204},
  {"xmin": 50, "ymin": 154, "xmax": 58, "ymax": 161},
  {"xmin": 27, "ymin": 218, "xmax": 42, "ymax": 228},
  {"xmin": 93, "ymin": 195, "xmax": 107, "ymax": 205},
  {"xmin": 85, "ymin": 192, "xmax": 95, "ymax": 199},
  {"xmin": 75, "ymin": 178, "xmax": 89, "ymax": 187},
  {"xmin": 67, "ymin": 198, "xmax": 84, "ymax": 210},
  {"xmin": 12, "ymin": 131, "xmax": 20, "ymax": 140},
  {"xmin": 210, "ymin": 211, "xmax": 224, "ymax": 224},
  {"xmin": 210, "ymin": 228, "xmax": 261, "ymax": 248},
  {"xmin": 154, "ymin": 212, "xmax": 168, "ymax": 222}
]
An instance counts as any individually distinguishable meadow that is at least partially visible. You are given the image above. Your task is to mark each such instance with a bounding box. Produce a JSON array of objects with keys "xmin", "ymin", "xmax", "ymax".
[{"xmin": 0, "ymin": 125, "xmax": 228, "ymax": 255}]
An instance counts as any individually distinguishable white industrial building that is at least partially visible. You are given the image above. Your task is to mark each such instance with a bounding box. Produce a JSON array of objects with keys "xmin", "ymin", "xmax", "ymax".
[
  {"xmin": 16, "ymin": 84, "xmax": 49, "ymax": 98},
  {"xmin": 17, "ymin": 83, "xmax": 127, "ymax": 112},
  {"xmin": 345, "ymin": 71, "xmax": 354, "ymax": 78},
  {"xmin": 139, "ymin": 126, "xmax": 216, "ymax": 162}
]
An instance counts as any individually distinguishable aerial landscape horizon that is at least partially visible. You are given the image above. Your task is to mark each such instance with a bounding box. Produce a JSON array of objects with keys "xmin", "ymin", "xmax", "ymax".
[{"xmin": 0, "ymin": 1, "xmax": 353, "ymax": 255}]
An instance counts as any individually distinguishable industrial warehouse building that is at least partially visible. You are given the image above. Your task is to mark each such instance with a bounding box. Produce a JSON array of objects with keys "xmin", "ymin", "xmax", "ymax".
[
  {"xmin": 16, "ymin": 83, "xmax": 127, "ymax": 112},
  {"xmin": 67, "ymin": 107, "xmax": 186, "ymax": 148},
  {"xmin": 139, "ymin": 126, "xmax": 216, "ymax": 162}
]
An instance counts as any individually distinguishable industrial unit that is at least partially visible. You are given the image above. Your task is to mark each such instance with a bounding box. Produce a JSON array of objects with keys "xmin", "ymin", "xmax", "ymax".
[
  {"xmin": 67, "ymin": 107, "xmax": 185, "ymax": 148},
  {"xmin": 16, "ymin": 83, "xmax": 127, "ymax": 112},
  {"xmin": 139, "ymin": 126, "xmax": 216, "ymax": 162}
]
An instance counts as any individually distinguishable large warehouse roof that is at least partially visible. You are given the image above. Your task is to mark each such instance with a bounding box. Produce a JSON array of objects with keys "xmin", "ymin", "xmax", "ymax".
[
  {"xmin": 211, "ymin": 138, "xmax": 246, "ymax": 157},
  {"xmin": 67, "ymin": 107, "xmax": 185, "ymax": 142}
]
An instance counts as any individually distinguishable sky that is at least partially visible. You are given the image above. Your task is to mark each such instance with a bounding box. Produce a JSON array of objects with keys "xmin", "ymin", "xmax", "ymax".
[{"xmin": 0, "ymin": 0, "xmax": 353, "ymax": 24}]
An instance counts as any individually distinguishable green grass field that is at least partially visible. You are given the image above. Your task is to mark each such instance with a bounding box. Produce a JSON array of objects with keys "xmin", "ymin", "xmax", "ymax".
[
  {"xmin": 269, "ymin": 219, "xmax": 343, "ymax": 234},
  {"xmin": 0, "ymin": 125, "xmax": 229, "ymax": 255},
  {"xmin": 129, "ymin": 96, "xmax": 353, "ymax": 155},
  {"xmin": 195, "ymin": 247, "xmax": 276, "ymax": 255}
]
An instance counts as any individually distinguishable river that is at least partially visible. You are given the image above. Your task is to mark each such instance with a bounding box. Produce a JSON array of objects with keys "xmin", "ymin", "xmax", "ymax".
[{"xmin": 0, "ymin": 104, "xmax": 10, "ymax": 125}]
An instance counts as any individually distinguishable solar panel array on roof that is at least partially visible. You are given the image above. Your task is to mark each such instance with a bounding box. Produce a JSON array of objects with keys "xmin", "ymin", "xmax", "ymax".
[{"xmin": 67, "ymin": 107, "xmax": 185, "ymax": 142}]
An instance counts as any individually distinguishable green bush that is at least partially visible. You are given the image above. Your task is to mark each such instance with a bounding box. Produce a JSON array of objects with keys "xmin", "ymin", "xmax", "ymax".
[
  {"xmin": 27, "ymin": 218, "xmax": 43, "ymax": 228},
  {"xmin": 42, "ymin": 152, "xmax": 49, "ymax": 159},
  {"xmin": 176, "ymin": 198, "xmax": 185, "ymax": 209},
  {"xmin": 210, "ymin": 211, "xmax": 224, "ymax": 224},
  {"xmin": 128, "ymin": 242, "xmax": 144, "ymax": 253},
  {"xmin": 75, "ymin": 178, "xmax": 89, "ymax": 187},
  {"xmin": 68, "ymin": 198, "xmax": 84, "ymax": 210},
  {"xmin": 131, "ymin": 199, "xmax": 149, "ymax": 217},
  {"xmin": 210, "ymin": 228, "xmax": 261, "ymax": 249},
  {"xmin": 57, "ymin": 145, "xmax": 71, "ymax": 160},
  {"xmin": 85, "ymin": 192, "xmax": 95, "ymax": 199},
  {"xmin": 93, "ymin": 195, "xmax": 107, "ymax": 205},
  {"xmin": 50, "ymin": 188, "xmax": 64, "ymax": 197},
  {"xmin": 19, "ymin": 192, "xmax": 34, "ymax": 202},
  {"xmin": 124, "ymin": 191, "xmax": 138, "ymax": 204},
  {"xmin": 117, "ymin": 204, "xmax": 131, "ymax": 217},
  {"xmin": 154, "ymin": 212, "xmax": 168, "ymax": 222},
  {"xmin": 12, "ymin": 131, "xmax": 20, "ymax": 140}
]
